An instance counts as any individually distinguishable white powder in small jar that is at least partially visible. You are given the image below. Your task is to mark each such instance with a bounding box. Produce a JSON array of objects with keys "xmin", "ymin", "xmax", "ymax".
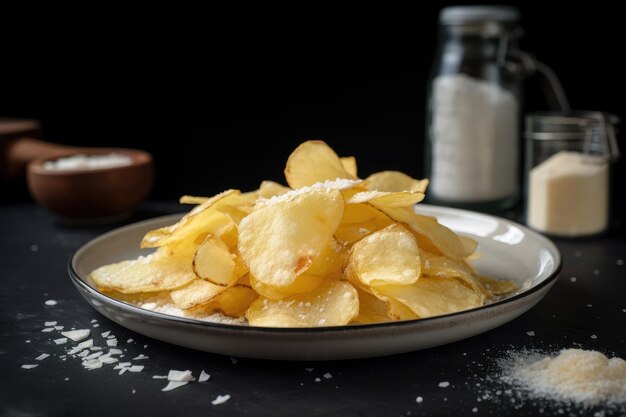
[
  {"xmin": 527, "ymin": 151, "xmax": 609, "ymax": 236},
  {"xmin": 430, "ymin": 74, "xmax": 518, "ymax": 202},
  {"xmin": 43, "ymin": 153, "xmax": 133, "ymax": 171}
]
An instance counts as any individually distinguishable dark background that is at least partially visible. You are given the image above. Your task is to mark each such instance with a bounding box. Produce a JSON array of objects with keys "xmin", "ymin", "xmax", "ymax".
[{"xmin": 2, "ymin": 3, "xmax": 624, "ymax": 223}]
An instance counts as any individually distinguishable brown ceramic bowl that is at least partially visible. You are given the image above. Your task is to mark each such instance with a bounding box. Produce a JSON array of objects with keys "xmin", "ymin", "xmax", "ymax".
[{"xmin": 27, "ymin": 148, "xmax": 154, "ymax": 221}]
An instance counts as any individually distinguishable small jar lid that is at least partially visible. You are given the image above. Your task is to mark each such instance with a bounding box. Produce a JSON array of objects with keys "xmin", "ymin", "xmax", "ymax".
[
  {"xmin": 526, "ymin": 111, "xmax": 621, "ymax": 162},
  {"xmin": 439, "ymin": 6, "xmax": 520, "ymax": 25}
]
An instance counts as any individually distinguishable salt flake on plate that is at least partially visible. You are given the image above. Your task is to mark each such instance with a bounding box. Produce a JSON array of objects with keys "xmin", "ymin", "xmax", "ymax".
[
  {"xmin": 35, "ymin": 354, "xmax": 50, "ymax": 361},
  {"xmin": 61, "ymin": 329, "xmax": 90, "ymax": 342},
  {"xmin": 167, "ymin": 370, "xmax": 193, "ymax": 382},
  {"xmin": 53, "ymin": 338, "xmax": 68, "ymax": 345},
  {"xmin": 21, "ymin": 364, "xmax": 38, "ymax": 369},
  {"xmin": 438, "ymin": 381, "xmax": 450, "ymax": 388},
  {"xmin": 199, "ymin": 370, "xmax": 210, "ymax": 382},
  {"xmin": 162, "ymin": 381, "xmax": 188, "ymax": 392}
]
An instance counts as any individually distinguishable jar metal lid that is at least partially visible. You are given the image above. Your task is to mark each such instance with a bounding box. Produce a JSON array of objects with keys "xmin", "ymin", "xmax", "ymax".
[
  {"xmin": 439, "ymin": 6, "xmax": 520, "ymax": 25},
  {"xmin": 525, "ymin": 111, "xmax": 621, "ymax": 163}
]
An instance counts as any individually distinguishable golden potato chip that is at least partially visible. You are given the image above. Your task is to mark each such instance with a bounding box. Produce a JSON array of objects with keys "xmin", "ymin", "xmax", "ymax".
[
  {"xmin": 345, "ymin": 224, "xmax": 421, "ymax": 286},
  {"xmin": 421, "ymin": 251, "xmax": 485, "ymax": 295},
  {"xmin": 352, "ymin": 288, "xmax": 390, "ymax": 324},
  {"xmin": 373, "ymin": 277, "xmax": 485, "ymax": 318},
  {"xmin": 193, "ymin": 234, "xmax": 247, "ymax": 286},
  {"xmin": 209, "ymin": 285, "xmax": 258, "ymax": 317},
  {"xmin": 335, "ymin": 204, "xmax": 394, "ymax": 244},
  {"xmin": 372, "ymin": 206, "xmax": 472, "ymax": 260},
  {"xmin": 284, "ymin": 140, "xmax": 357, "ymax": 189},
  {"xmin": 387, "ymin": 298, "xmax": 419, "ymax": 320},
  {"xmin": 477, "ymin": 275, "xmax": 518, "ymax": 297},
  {"xmin": 246, "ymin": 280, "xmax": 359, "ymax": 327},
  {"xmin": 239, "ymin": 188, "xmax": 344, "ymax": 287},
  {"xmin": 305, "ymin": 238, "xmax": 347, "ymax": 279},
  {"xmin": 141, "ymin": 189, "xmax": 240, "ymax": 248},
  {"xmin": 349, "ymin": 190, "xmax": 425, "ymax": 208},
  {"xmin": 258, "ymin": 180, "xmax": 291, "ymax": 199},
  {"xmin": 365, "ymin": 171, "xmax": 429, "ymax": 193},
  {"xmin": 340, "ymin": 156, "xmax": 358, "ymax": 177},
  {"xmin": 169, "ymin": 278, "xmax": 227, "ymax": 310},
  {"xmin": 249, "ymin": 274, "xmax": 325, "ymax": 300},
  {"xmin": 90, "ymin": 254, "xmax": 195, "ymax": 294},
  {"xmin": 179, "ymin": 195, "xmax": 210, "ymax": 205},
  {"xmin": 237, "ymin": 274, "xmax": 252, "ymax": 287}
]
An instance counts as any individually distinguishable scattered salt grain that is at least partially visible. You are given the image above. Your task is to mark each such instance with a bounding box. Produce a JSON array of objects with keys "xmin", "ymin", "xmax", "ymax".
[
  {"xmin": 162, "ymin": 381, "xmax": 188, "ymax": 392},
  {"xmin": 128, "ymin": 365, "xmax": 144, "ymax": 373},
  {"xmin": 21, "ymin": 364, "xmax": 38, "ymax": 369},
  {"xmin": 438, "ymin": 381, "xmax": 450, "ymax": 388},
  {"xmin": 30, "ymin": 244, "xmax": 39, "ymax": 252},
  {"xmin": 591, "ymin": 334, "xmax": 598, "ymax": 339},
  {"xmin": 323, "ymin": 372, "xmax": 333, "ymax": 379},
  {"xmin": 416, "ymin": 396, "xmax": 423, "ymax": 403},
  {"xmin": 90, "ymin": 346, "xmax": 102, "ymax": 351},
  {"xmin": 77, "ymin": 350, "xmax": 90, "ymax": 358},
  {"xmin": 44, "ymin": 321, "xmax": 57, "ymax": 326},
  {"xmin": 41, "ymin": 328, "xmax": 54, "ymax": 333},
  {"xmin": 84, "ymin": 351, "xmax": 103, "ymax": 360},
  {"xmin": 211, "ymin": 394, "xmax": 231, "ymax": 405},
  {"xmin": 586, "ymin": 304, "xmax": 593, "ymax": 308},
  {"xmin": 230, "ymin": 357, "xmax": 238, "ymax": 365},
  {"xmin": 101, "ymin": 331, "xmax": 110, "ymax": 337},
  {"xmin": 54, "ymin": 338, "xmax": 68, "ymax": 345},
  {"xmin": 35, "ymin": 354, "xmax": 50, "ymax": 361},
  {"xmin": 152, "ymin": 375, "xmax": 167, "ymax": 379},
  {"xmin": 318, "ymin": 319, "xmax": 326, "ymax": 325},
  {"xmin": 472, "ymin": 407, "xmax": 478, "ymax": 413},
  {"xmin": 106, "ymin": 339, "xmax": 118, "ymax": 347},
  {"xmin": 44, "ymin": 300, "xmax": 57, "ymax": 306},
  {"xmin": 617, "ymin": 259, "xmax": 624, "ymax": 266},
  {"xmin": 305, "ymin": 368, "xmax": 314, "ymax": 372},
  {"xmin": 167, "ymin": 370, "xmax": 194, "ymax": 382},
  {"xmin": 114, "ymin": 362, "xmax": 132, "ymax": 369},
  {"xmin": 109, "ymin": 349, "xmax": 123, "ymax": 355},
  {"xmin": 25, "ymin": 340, "xmax": 31, "ymax": 343},
  {"xmin": 127, "ymin": 338, "xmax": 134, "ymax": 343},
  {"xmin": 91, "ymin": 319, "xmax": 98, "ymax": 324},
  {"xmin": 133, "ymin": 354, "xmax": 148, "ymax": 360},
  {"xmin": 83, "ymin": 360, "xmax": 103, "ymax": 370},
  {"xmin": 526, "ymin": 331, "xmax": 535, "ymax": 337},
  {"xmin": 61, "ymin": 329, "xmax": 90, "ymax": 342},
  {"xmin": 570, "ymin": 277, "xmax": 577, "ymax": 282},
  {"xmin": 199, "ymin": 371, "xmax": 210, "ymax": 382}
]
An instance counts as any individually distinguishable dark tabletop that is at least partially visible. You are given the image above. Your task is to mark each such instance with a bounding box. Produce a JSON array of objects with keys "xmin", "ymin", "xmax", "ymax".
[{"xmin": 1, "ymin": 202, "xmax": 625, "ymax": 417}]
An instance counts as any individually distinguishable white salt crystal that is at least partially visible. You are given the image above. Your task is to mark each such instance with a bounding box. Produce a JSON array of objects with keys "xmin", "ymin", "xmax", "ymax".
[
  {"xmin": 416, "ymin": 396, "xmax": 423, "ymax": 403},
  {"xmin": 167, "ymin": 370, "xmax": 194, "ymax": 382},
  {"xmin": 101, "ymin": 331, "xmax": 110, "ymax": 337},
  {"xmin": 526, "ymin": 331, "xmax": 535, "ymax": 337},
  {"xmin": 211, "ymin": 394, "xmax": 231, "ymax": 405},
  {"xmin": 44, "ymin": 321, "xmax": 57, "ymax": 326},
  {"xmin": 162, "ymin": 381, "xmax": 188, "ymax": 392},
  {"xmin": 199, "ymin": 371, "xmax": 210, "ymax": 382},
  {"xmin": 41, "ymin": 328, "xmax": 54, "ymax": 333},
  {"xmin": 133, "ymin": 354, "xmax": 148, "ymax": 360},
  {"xmin": 128, "ymin": 365, "xmax": 144, "ymax": 373},
  {"xmin": 61, "ymin": 329, "xmax": 90, "ymax": 342},
  {"xmin": 106, "ymin": 339, "xmax": 118, "ymax": 347},
  {"xmin": 35, "ymin": 354, "xmax": 50, "ymax": 361},
  {"xmin": 152, "ymin": 375, "xmax": 168, "ymax": 379},
  {"xmin": 53, "ymin": 338, "xmax": 68, "ymax": 345},
  {"xmin": 21, "ymin": 364, "xmax": 38, "ymax": 369},
  {"xmin": 323, "ymin": 372, "xmax": 333, "ymax": 379},
  {"xmin": 44, "ymin": 300, "xmax": 57, "ymax": 306},
  {"xmin": 438, "ymin": 381, "xmax": 450, "ymax": 388}
]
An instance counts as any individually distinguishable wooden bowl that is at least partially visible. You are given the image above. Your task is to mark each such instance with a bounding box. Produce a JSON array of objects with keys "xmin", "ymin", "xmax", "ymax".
[{"xmin": 27, "ymin": 148, "xmax": 154, "ymax": 220}]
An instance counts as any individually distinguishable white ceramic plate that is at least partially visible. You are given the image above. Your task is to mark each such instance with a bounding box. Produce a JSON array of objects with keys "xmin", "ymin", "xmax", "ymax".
[{"xmin": 69, "ymin": 205, "xmax": 561, "ymax": 361}]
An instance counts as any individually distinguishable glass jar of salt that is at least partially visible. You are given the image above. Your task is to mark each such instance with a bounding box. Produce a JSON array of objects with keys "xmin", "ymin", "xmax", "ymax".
[
  {"xmin": 525, "ymin": 112, "xmax": 620, "ymax": 237},
  {"xmin": 425, "ymin": 6, "xmax": 568, "ymax": 212}
]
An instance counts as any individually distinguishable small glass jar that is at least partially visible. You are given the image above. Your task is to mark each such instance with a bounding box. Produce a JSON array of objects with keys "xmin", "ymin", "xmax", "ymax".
[
  {"xmin": 525, "ymin": 112, "xmax": 620, "ymax": 237},
  {"xmin": 425, "ymin": 6, "xmax": 525, "ymax": 211}
]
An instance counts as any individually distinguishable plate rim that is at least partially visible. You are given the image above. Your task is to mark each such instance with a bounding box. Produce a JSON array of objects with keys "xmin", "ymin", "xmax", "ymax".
[{"xmin": 68, "ymin": 205, "xmax": 562, "ymax": 334}]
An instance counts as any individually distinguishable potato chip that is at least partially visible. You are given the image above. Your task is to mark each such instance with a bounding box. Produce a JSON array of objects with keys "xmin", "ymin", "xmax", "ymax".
[
  {"xmin": 335, "ymin": 203, "xmax": 394, "ymax": 244},
  {"xmin": 373, "ymin": 277, "xmax": 485, "ymax": 318},
  {"xmin": 258, "ymin": 180, "xmax": 291, "ymax": 199},
  {"xmin": 284, "ymin": 140, "xmax": 357, "ymax": 189},
  {"xmin": 237, "ymin": 274, "xmax": 252, "ymax": 287},
  {"xmin": 193, "ymin": 234, "xmax": 247, "ymax": 286},
  {"xmin": 141, "ymin": 189, "xmax": 240, "ymax": 248},
  {"xmin": 250, "ymin": 273, "xmax": 325, "ymax": 300},
  {"xmin": 246, "ymin": 280, "xmax": 359, "ymax": 327},
  {"xmin": 349, "ymin": 190, "xmax": 425, "ymax": 208},
  {"xmin": 208, "ymin": 285, "xmax": 259, "ymax": 316},
  {"xmin": 345, "ymin": 224, "xmax": 421, "ymax": 286},
  {"xmin": 239, "ymin": 188, "xmax": 344, "ymax": 287},
  {"xmin": 90, "ymin": 254, "xmax": 195, "ymax": 294},
  {"xmin": 372, "ymin": 206, "xmax": 472, "ymax": 260},
  {"xmin": 340, "ymin": 156, "xmax": 358, "ymax": 177},
  {"xmin": 365, "ymin": 171, "xmax": 429, "ymax": 193},
  {"xmin": 352, "ymin": 288, "xmax": 390, "ymax": 324},
  {"xmin": 421, "ymin": 251, "xmax": 486, "ymax": 295},
  {"xmin": 179, "ymin": 195, "xmax": 210, "ymax": 205},
  {"xmin": 169, "ymin": 279, "xmax": 227, "ymax": 310},
  {"xmin": 305, "ymin": 238, "xmax": 347, "ymax": 279}
]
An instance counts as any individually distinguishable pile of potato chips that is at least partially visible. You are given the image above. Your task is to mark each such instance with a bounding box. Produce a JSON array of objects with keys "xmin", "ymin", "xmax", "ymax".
[{"xmin": 90, "ymin": 141, "xmax": 516, "ymax": 327}]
